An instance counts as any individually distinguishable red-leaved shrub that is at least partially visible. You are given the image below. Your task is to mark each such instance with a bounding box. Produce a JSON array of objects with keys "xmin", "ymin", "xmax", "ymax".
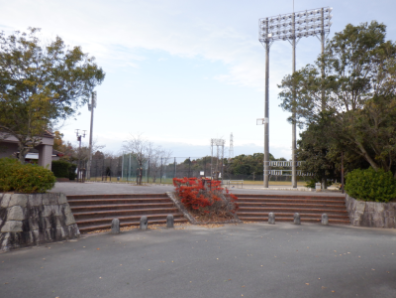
[{"xmin": 173, "ymin": 177, "xmax": 238, "ymax": 219}]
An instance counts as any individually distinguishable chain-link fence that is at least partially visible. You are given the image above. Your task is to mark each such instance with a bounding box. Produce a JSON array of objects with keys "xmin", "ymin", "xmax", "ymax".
[
  {"xmin": 83, "ymin": 154, "xmax": 311, "ymax": 184},
  {"xmin": 86, "ymin": 155, "xmax": 223, "ymax": 183}
]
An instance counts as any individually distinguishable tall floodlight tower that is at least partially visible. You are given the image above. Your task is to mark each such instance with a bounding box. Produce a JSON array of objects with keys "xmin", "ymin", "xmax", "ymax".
[
  {"xmin": 86, "ymin": 91, "xmax": 97, "ymax": 181},
  {"xmin": 210, "ymin": 138, "xmax": 226, "ymax": 180},
  {"xmin": 258, "ymin": 7, "xmax": 332, "ymax": 188},
  {"xmin": 229, "ymin": 133, "xmax": 234, "ymax": 160}
]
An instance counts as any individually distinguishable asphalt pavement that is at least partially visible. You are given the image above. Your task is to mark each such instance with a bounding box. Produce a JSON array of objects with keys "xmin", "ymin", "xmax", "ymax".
[
  {"xmin": 1, "ymin": 222, "xmax": 395, "ymax": 298},
  {"xmin": 50, "ymin": 182, "xmax": 344, "ymax": 197}
]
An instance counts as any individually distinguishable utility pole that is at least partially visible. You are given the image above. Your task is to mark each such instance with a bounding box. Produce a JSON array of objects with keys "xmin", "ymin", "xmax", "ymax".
[{"xmin": 87, "ymin": 91, "xmax": 97, "ymax": 181}]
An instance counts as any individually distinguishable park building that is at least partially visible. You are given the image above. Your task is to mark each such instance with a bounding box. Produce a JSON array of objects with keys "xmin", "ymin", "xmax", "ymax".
[{"xmin": 0, "ymin": 130, "xmax": 56, "ymax": 169}]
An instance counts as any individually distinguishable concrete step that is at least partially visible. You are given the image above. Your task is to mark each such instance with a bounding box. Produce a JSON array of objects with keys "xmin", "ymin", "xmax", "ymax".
[
  {"xmin": 235, "ymin": 194, "xmax": 349, "ymax": 225},
  {"xmin": 73, "ymin": 207, "xmax": 181, "ymax": 218},
  {"xmin": 67, "ymin": 194, "xmax": 169, "ymax": 201},
  {"xmin": 238, "ymin": 211, "xmax": 349, "ymax": 219},
  {"xmin": 76, "ymin": 212, "xmax": 186, "ymax": 225},
  {"xmin": 67, "ymin": 193, "xmax": 187, "ymax": 233},
  {"xmin": 237, "ymin": 203, "xmax": 346, "ymax": 209},
  {"xmin": 238, "ymin": 216, "xmax": 350, "ymax": 224},
  {"xmin": 237, "ymin": 207, "xmax": 348, "ymax": 214},
  {"xmin": 237, "ymin": 198, "xmax": 346, "ymax": 204},
  {"xmin": 79, "ymin": 217, "xmax": 188, "ymax": 233},
  {"xmin": 236, "ymin": 194, "xmax": 345, "ymax": 200},
  {"xmin": 70, "ymin": 202, "xmax": 175, "ymax": 211},
  {"xmin": 68, "ymin": 198, "xmax": 172, "ymax": 206}
]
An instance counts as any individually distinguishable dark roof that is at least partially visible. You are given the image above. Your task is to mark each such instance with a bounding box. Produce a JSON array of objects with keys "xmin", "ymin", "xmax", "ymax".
[
  {"xmin": 43, "ymin": 130, "xmax": 54, "ymax": 138},
  {"xmin": 28, "ymin": 148, "xmax": 64, "ymax": 156}
]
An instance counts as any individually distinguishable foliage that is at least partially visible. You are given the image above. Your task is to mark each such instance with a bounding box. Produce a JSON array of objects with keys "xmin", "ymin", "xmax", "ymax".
[
  {"xmin": 52, "ymin": 160, "xmax": 72, "ymax": 178},
  {"xmin": 305, "ymin": 179, "xmax": 318, "ymax": 189},
  {"xmin": 279, "ymin": 21, "xmax": 396, "ymax": 179},
  {"xmin": 69, "ymin": 163, "xmax": 77, "ymax": 180},
  {"xmin": 0, "ymin": 158, "xmax": 55, "ymax": 193},
  {"xmin": 228, "ymin": 153, "xmax": 285, "ymax": 177},
  {"xmin": 0, "ymin": 28, "xmax": 105, "ymax": 163},
  {"xmin": 53, "ymin": 131, "xmax": 64, "ymax": 152},
  {"xmin": 173, "ymin": 177, "xmax": 238, "ymax": 220},
  {"xmin": 345, "ymin": 167, "xmax": 396, "ymax": 202}
]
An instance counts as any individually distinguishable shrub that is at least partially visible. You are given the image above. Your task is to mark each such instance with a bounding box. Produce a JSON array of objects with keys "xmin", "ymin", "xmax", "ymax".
[
  {"xmin": 52, "ymin": 160, "xmax": 71, "ymax": 178},
  {"xmin": 173, "ymin": 177, "xmax": 238, "ymax": 219},
  {"xmin": 0, "ymin": 158, "xmax": 56, "ymax": 193},
  {"xmin": 305, "ymin": 179, "xmax": 317, "ymax": 189},
  {"xmin": 69, "ymin": 164, "xmax": 77, "ymax": 180},
  {"xmin": 345, "ymin": 167, "xmax": 396, "ymax": 203}
]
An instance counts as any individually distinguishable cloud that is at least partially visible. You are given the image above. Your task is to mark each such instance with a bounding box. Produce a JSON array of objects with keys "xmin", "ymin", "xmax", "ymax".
[{"xmin": 0, "ymin": 0, "xmax": 295, "ymax": 90}]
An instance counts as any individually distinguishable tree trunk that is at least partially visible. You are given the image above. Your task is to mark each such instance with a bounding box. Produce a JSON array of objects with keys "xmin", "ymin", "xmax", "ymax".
[
  {"xmin": 138, "ymin": 161, "xmax": 143, "ymax": 185},
  {"xmin": 18, "ymin": 142, "xmax": 29, "ymax": 164},
  {"xmin": 321, "ymin": 176, "xmax": 327, "ymax": 190},
  {"xmin": 355, "ymin": 140, "xmax": 379, "ymax": 170}
]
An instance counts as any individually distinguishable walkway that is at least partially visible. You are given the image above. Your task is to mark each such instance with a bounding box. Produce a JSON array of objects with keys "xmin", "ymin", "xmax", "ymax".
[{"xmin": 1, "ymin": 223, "xmax": 395, "ymax": 297}]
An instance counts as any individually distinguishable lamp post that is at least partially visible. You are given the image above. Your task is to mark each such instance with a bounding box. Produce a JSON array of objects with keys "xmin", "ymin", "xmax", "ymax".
[
  {"xmin": 258, "ymin": 7, "xmax": 332, "ymax": 188},
  {"xmin": 76, "ymin": 129, "xmax": 86, "ymax": 182}
]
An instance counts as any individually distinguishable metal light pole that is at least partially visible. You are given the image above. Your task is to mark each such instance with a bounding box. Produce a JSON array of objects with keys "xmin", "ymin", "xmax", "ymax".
[
  {"xmin": 75, "ymin": 129, "xmax": 86, "ymax": 182},
  {"xmin": 263, "ymin": 18, "xmax": 270, "ymax": 188},
  {"xmin": 86, "ymin": 91, "xmax": 97, "ymax": 181},
  {"xmin": 258, "ymin": 7, "xmax": 333, "ymax": 188}
]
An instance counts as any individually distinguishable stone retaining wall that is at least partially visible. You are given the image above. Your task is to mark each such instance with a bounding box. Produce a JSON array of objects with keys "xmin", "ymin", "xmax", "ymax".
[
  {"xmin": 0, "ymin": 193, "xmax": 80, "ymax": 251},
  {"xmin": 345, "ymin": 195, "xmax": 396, "ymax": 228}
]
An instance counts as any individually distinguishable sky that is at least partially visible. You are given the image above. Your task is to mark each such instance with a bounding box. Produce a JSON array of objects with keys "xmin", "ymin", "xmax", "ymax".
[{"xmin": 1, "ymin": 0, "xmax": 396, "ymax": 159}]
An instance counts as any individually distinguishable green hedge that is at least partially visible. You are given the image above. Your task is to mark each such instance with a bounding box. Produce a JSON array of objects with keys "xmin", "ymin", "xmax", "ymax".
[
  {"xmin": 69, "ymin": 163, "xmax": 77, "ymax": 180},
  {"xmin": 345, "ymin": 167, "xmax": 396, "ymax": 203},
  {"xmin": 52, "ymin": 160, "xmax": 77, "ymax": 180},
  {"xmin": 52, "ymin": 160, "xmax": 71, "ymax": 178},
  {"xmin": 0, "ymin": 158, "xmax": 56, "ymax": 193}
]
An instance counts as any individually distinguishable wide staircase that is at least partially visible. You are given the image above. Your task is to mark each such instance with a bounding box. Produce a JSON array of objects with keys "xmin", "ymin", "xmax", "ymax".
[
  {"xmin": 67, "ymin": 194, "xmax": 188, "ymax": 233},
  {"xmin": 236, "ymin": 193, "xmax": 350, "ymax": 224}
]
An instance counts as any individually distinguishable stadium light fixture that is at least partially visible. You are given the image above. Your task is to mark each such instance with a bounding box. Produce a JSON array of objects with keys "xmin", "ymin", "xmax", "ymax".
[{"xmin": 258, "ymin": 7, "xmax": 333, "ymax": 188}]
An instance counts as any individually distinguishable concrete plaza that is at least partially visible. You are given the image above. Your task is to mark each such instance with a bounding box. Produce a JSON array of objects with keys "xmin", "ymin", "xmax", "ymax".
[
  {"xmin": 50, "ymin": 182, "xmax": 344, "ymax": 197},
  {"xmin": 1, "ymin": 222, "xmax": 395, "ymax": 298}
]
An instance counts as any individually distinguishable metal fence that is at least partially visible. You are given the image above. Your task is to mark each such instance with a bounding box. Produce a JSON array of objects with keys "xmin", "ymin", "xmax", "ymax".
[
  {"xmin": 86, "ymin": 156, "xmax": 219, "ymax": 183},
  {"xmin": 84, "ymin": 155, "xmax": 312, "ymax": 184}
]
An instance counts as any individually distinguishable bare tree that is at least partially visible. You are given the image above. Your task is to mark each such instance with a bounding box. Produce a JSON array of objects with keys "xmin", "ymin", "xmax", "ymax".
[
  {"xmin": 123, "ymin": 134, "xmax": 172, "ymax": 185},
  {"xmin": 147, "ymin": 143, "xmax": 172, "ymax": 183}
]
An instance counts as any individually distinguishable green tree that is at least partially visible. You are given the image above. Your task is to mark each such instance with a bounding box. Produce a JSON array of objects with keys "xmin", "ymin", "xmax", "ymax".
[
  {"xmin": 0, "ymin": 28, "xmax": 105, "ymax": 163},
  {"xmin": 229, "ymin": 153, "xmax": 276, "ymax": 177},
  {"xmin": 279, "ymin": 21, "xmax": 396, "ymax": 179}
]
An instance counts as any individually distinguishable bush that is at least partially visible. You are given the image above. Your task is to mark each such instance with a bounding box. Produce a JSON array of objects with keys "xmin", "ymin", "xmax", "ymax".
[
  {"xmin": 52, "ymin": 160, "xmax": 71, "ymax": 178},
  {"xmin": 345, "ymin": 167, "xmax": 396, "ymax": 203},
  {"xmin": 173, "ymin": 177, "xmax": 238, "ymax": 220},
  {"xmin": 69, "ymin": 164, "xmax": 77, "ymax": 180},
  {"xmin": 305, "ymin": 179, "xmax": 317, "ymax": 189},
  {"xmin": 0, "ymin": 158, "xmax": 56, "ymax": 193}
]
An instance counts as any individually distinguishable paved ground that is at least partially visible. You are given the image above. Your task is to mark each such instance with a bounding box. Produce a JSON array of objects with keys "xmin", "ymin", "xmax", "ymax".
[
  {"xmin": 50, "ymin": 182, "xmax": 174, "ymax": 195},
  {"xmin": 50, "ymin": 182, "xmax": 344, "ymax": 197},
  {"xmin": 1, "ymin": 223, "xmax": 395, "ymax": 298}
]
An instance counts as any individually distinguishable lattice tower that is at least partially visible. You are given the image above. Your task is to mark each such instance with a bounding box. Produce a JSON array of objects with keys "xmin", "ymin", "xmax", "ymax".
[{"xmin": 229, "ymin": 133, "xmax": 234, "ymax": 159}]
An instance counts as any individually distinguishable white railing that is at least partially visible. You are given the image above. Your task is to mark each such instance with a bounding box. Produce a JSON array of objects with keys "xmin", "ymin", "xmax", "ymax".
[
  {"xmin": 268, "ymin": 161, "xmax": 305, "ymax": 167},
  {"xmin": 222, "ymin": 180, "xmax": 244, "ymax": 188}
]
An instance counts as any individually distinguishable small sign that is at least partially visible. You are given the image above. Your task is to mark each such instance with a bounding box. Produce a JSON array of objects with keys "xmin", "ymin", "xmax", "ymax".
[
  {"xmin": 200, "ymin": 171, "xmax": 204, "ymax": 176},
  {"xmin": 256, "ymin": 118, "xmax": 269, "ymax": 125}
]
